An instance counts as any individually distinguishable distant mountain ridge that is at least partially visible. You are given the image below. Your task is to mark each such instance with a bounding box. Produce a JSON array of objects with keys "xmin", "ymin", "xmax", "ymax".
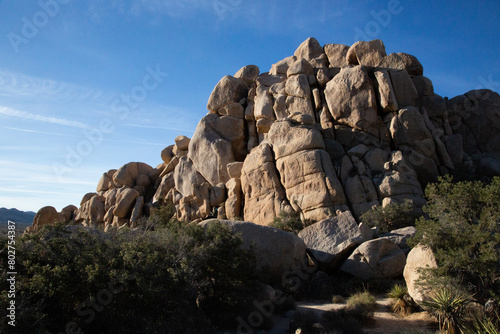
[{"xmin": 0, "ymin": 207, "xmax": 35, "ymax": 225}]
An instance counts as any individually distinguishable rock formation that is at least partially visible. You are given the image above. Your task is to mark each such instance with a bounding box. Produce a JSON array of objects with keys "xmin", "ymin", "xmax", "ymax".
[
  {"xmin": 33, "ymin": 37, "xmax": 500, "ymax": 236},
  {"xmin": 403, "ymin": 244, "xmax": 438, "ymax": 304}
]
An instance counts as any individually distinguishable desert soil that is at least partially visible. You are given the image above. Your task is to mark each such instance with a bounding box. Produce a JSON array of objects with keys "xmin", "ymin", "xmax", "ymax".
[{"xmin": 296, "ymin": 297, "xmax": 438, "ymax": 334}]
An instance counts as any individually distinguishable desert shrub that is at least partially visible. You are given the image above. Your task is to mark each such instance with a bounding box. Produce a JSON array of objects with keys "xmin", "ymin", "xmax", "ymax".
[
  {"xmin": 269, "ymin": 210, "xmax": 307, "ymax": 235},
  {"xmin": 147, "ymin": 199, "xmax": 177, "ymax": 227},
  {"xmin": 332, "ymin": 295, "xmax": 346, "ymax": 303},
  {"xmin": 398, "ymin": 330, "xmax": 439, "ymax": 334},
  {"xmin": 328, "ymin": 271, "xmax": 401, "ymax": 297},
  {"xmin": 360, "ymin": 199, "xmax": 421, "ymax": 234},
  {"xmin": 422, "ymin": 283, "xmax": 473, "ymax": 334},
  {"xmin": 388, "ymin": 284, "xmax": 416, "ymax": 316},
  {"xmin": 410, "ymin": 176, "xmax": 500, "ymax": 302},
  {"xmin": 345, "ymin": 290, "xmax": 377, "ymax": 323},
  {"xmin": 0, "ymin": 220, "xmax": 259, "ymax": 333}
]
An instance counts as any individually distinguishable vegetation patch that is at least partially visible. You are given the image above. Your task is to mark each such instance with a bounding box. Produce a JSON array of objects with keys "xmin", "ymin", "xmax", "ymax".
[
  {"xmin": 0, "ymin": 219, "xmax": 263, "ymax": 333},
  {"xmin": 361, "ymin": 199, "xmax": 421, "ymax": 234}
]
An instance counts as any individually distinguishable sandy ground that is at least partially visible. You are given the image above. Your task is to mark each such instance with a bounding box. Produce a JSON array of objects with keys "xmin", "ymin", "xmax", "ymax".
[
  {"xmin": 221, "ymin": 297, "xmax": 438, "ymax": 333},
  {"xmin": 295, "ymin": 297, "xmax": 438, "ymax": 334}
]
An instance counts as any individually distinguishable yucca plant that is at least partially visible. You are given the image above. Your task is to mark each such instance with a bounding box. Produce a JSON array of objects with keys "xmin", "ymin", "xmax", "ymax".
[
  {"xmin": 422, "ymin": 285, "xmax": 472, "ymax": 334},
  {"xmin": 469, "ymin": 313, "xmax": 500, "ymax": 334},
  {"xmin": 387, "ymin": 284, "xmax": 415, "ymax": 316},
  {"xmin": 473, "ymin": 318, "xmax": 499, "ymax": 334}
]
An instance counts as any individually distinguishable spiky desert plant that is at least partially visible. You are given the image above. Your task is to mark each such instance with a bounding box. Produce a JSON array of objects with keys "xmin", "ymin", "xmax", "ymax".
[
  {"xmin": 472, "ymin": 318, "xmax": 499, "ymax": 334},
  {"xmin": 388, "ymin": 284, "xmax": 415, "ymax": 316},
  {"xmin": 422, "ymin": 285, "xmax": 472, "ymax": 334}
]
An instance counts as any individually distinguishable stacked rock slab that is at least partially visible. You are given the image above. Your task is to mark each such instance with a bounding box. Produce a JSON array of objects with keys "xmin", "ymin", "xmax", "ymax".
[
  {"xmin": 34, "ymin": 37, "xmax": 500, "ymax": 231},
  {"xmin": 73, "ymin": 161, "xmax": 162, "ymax": 229}
]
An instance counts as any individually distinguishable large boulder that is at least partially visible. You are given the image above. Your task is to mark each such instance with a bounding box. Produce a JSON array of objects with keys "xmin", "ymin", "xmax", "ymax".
[
  {"xmin": 294, "ymin": 37, "xmax": 324, "ymax": 60},
  {"xmin": 161, "ymin": 145, "xmax": 174, "ymax": 164},
  {"xmin": 60, "ymin": 204, "xmax": 78, "ymax": 224},
  {"xmin": 389, "ymin": 69, "xmax": 418, "ymax": 108},
  {"xmin": 241, "ymin": 143, "xmax": 292, "ymax": 225},
  {"xmin": 267, "ymin": 119, "xmax": 324, "ymax": 160},
  {"xmin": 379, "ymin": 226, "xmax": 416, "ymax": 250},
  {"xmin": 340, "ymin": 238, "xmax": 407, "ymax": 280},
  {"xmin": 96, "ymin": 169, "xmax": 117, "ymax": 192},
  {"xmin": 130, "ymin": 196, "xmax": 144, "ymax": 228},
  {"xmin": 376, "ymin": 151, "xmax": 425, "ymax": 207},
  {"xmin": 447, "ymin": 90, "xmax": 500, "ymax": 176},
  {"xmin": 201, "ymin": 219, "xmax": 307, "ymax": 282},
  {"xmin": 225, "ymin": 178, "xmax": 242, "ymax": 220},
  {"xmin": 403, "ymin": 244, "xmax": 438, "ymax": 305},
  {"xmin": 389, "ymin": 107, "xmax": 439, "ymax": 185},
  {"xmin": 188, "ymin": 113, "xmax": 246, "ymax": 186},
  {"xmin": 153, "ymin": 172, "xmax": 176, "ymax": 204},
  {"xmin": 113, "ymin": 162, "xmax": 153, "ymax": 188},
  {"xmin": 268, "ymin": 120, "xmax": 347, "ymax": 221},
  {"xmin": 324, "ymin": 43, "xmax": 349, "ymax": 67},
  {"xmin": 270, "ymin": 55, "xmax": 296, "ymax": 75},
  {"xmin": 377, "ymin": 53, "xmax": 424, "ymax": 76},
  {"xmin": 346, "ymin": 39, "xmax": 387, "ymax": 67},
  {"xmin": 207, "ymin": 75, "xmax": 248, "ymax": 113},
  {"xmin": 234, "ymin": 65, "xmax": 260, "ymax": 86},
  {"xmin": 113, "ymin": 188, "xmax": 140, "ymax": 218},
  {"xmin": 298, "ymin": 211, "xmax": 364, "ymax": 272},
  {"xmin": 32, "ymin": 206, "xmax": 61, "ymax": 231},
  {"xmin": 86, "ymin": 195, "xmax": 106, "ymax": 226},
  {"xmin": 325, "ymin": 65, "xmax": 379, "ymax": 132},
  {"xmin": 285, "ymin": 74, "xmax": 311, "ymax": 99},
  {"xmin": 80, "ymin": 192, "xmax": 96, "ymax": 206},
  {"xmin": 174, "ymin": 135, "xmax": 190, "ymax": 151},
  {"xmin": 373, "ymin": 70, "xmax": 398, "ymax": 113},
  {"xmin": 339, "ymin": 154, "xmax": 380, "ymax": 219},
  {"xmin": 173, "ymin": 157, "xmax": 208, "ymax": 198}
]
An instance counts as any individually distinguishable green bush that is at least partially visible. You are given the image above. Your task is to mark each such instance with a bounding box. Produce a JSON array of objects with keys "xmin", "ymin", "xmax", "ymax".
[
  {"xmin": 360, "ymin": 199, "xmax": 421, "ymax": 234},
  {"xmin": 409, "ymin": 176, "xmax": 500, "ymax": 302},
  {"xmin": 147, "ymin": 199, "xmax": 177, "ymax": 228},
  {"xmin": 0, "ymin": 220, "xmax": 259, "ymax": 333},
  {"xmin": 269, "ymin": 211, "xmax": 307, "ymax": 235},
  {"xmin": 345, "ymin": 291, "xmax": 377, "ymax": 324}
]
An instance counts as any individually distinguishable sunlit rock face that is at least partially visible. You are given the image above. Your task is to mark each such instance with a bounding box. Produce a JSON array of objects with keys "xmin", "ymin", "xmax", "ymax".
[{"xmin": 38, "ymin": 38, "xmax": 500, "ymax": 231}]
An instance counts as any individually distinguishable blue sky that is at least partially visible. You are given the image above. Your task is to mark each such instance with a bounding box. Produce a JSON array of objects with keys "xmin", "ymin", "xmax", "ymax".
[{"xmin": 0, "ymin": 0, "xmax": 499, "ymax": 212}]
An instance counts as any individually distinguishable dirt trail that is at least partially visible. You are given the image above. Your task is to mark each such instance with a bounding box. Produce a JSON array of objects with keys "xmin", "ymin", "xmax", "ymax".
[{"xmin": 297, "ymin": 297, "xmax": 438, "ymax": 334}]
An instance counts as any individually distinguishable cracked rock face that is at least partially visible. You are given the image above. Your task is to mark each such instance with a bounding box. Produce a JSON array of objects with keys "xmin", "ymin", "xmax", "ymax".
[{"xmin": 37, "ymin": 37, "xmax": 499, "ymax": 233}]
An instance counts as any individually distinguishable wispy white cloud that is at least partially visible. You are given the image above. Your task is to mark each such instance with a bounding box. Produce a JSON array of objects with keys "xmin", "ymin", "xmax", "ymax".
[
  {"xmin": 0, "ymin": 177, "xmax": 95, "ymax": 186},
  {"xmin": 0, "ymin": 70, "xmax": 115, "ymax": 104},
  {"xmin": 0, "ymin": 106, "xmax": 88, "ymax": 129},
  {"xmin": 0, "ymin": 188, "xmax": 82, "ymax": 196},
  {"xmin": 5, "ymin": 127, "xmax": 82, "ymax": 137},
  {"xmin": 0, "ymin": 146, "xmax": 57, "ymax": 152},
  {"xmin": 123, "ymin": 123, "xmax": 194, "ymax": 133}
]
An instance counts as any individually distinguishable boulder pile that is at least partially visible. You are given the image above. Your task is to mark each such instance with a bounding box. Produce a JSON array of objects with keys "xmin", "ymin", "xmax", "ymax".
[{"xmin": 33, "ymin": 38, "xmax": 500, "ymax": 233}]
